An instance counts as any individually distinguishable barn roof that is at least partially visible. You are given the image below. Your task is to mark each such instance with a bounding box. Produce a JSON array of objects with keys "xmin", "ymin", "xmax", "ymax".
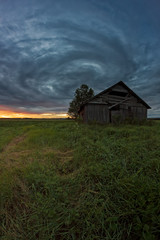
[{"xmin": 79, "ymin": 81, "xmax": 151, "ymax": 112}]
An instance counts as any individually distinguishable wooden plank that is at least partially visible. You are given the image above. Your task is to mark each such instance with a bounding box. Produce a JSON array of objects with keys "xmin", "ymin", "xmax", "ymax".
[{"xmin": 85, "ymin": 103, "xmax": 109, "ymax": 123}]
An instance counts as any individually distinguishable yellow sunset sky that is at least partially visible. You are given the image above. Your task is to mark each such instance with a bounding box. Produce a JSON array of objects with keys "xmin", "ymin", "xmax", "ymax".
[{"xmin": 0, "ymin": 110, "xmax": 67, "ymax": 118}]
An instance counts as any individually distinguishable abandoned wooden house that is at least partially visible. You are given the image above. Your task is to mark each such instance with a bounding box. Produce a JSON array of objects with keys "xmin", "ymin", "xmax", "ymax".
[{"xmin": 78, "ymin": 81, "xmax": 151, "ymax": 123}]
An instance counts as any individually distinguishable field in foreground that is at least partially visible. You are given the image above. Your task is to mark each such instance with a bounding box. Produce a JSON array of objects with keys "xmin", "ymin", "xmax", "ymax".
[{"xmin": 0, "ymin": 120, "xmax": 160, "ymax": 240}]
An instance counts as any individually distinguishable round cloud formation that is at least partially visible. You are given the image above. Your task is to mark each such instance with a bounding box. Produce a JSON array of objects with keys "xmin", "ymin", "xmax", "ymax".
[{"xmin": 0, "ymin": 0, "xmax": 159, "ymax": 116}]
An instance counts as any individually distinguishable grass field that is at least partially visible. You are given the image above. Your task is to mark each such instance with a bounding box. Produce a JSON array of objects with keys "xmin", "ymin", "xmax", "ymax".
[{"xmin": 0, "ymin": 119, "xmax": 160, "ymax": 240}]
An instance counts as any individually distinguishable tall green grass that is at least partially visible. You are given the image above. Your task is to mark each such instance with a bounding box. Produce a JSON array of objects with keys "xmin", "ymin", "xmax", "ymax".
[{"xmin": 0, "ymin": 120, "xmax": 160, "ymax": 239}]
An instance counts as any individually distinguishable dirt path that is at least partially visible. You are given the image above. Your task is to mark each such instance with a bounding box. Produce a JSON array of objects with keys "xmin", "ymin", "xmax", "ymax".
[
  {"xmin": 3, "ymin": 134, "xmax": 26, "ymax": 153},
  {"xmin": 1, "ymin": 135, "xmax": 74, "ymax": 176},
  {"xmin": 0, "ymin": 134, "xmax": 30, "ymax": 170}
]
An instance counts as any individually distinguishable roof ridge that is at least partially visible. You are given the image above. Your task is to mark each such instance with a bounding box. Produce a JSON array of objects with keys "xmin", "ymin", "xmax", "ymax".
[{"xmin": 78, "ymin": 81, "xmax": 151, "ymax": 112}]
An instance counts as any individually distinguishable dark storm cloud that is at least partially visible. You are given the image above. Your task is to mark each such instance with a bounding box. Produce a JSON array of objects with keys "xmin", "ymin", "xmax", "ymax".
[{"xmin": 0, "ymin": 0, "xmax": 160, "ymax": 116}]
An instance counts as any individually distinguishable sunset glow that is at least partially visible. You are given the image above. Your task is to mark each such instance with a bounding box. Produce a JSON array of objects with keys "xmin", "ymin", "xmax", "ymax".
[
  {"xmin": 0, "ymin": 0, "xmax": 159, "ymax": 117},
  {"xmin": 0, "ymin": 110, "xmax": 67, "ymax": 119}
]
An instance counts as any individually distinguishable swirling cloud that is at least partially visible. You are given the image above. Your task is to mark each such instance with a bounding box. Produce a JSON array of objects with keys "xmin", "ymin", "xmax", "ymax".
[{"xmin": 0, "ymin": 0, "xmax": 159, "ymax": 116}]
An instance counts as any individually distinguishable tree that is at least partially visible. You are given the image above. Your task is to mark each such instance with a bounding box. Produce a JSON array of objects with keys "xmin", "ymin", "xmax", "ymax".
[{"xmin": 68, "ymin": 84, "xmax": 94, "ymax": 119}]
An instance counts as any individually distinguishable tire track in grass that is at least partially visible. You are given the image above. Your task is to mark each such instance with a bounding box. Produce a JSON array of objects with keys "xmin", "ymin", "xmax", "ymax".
[
  {"xmin": 1, "ymin": 135, "xmax": 75, "ymax": 177},
  {"xmin": 2, "ymin": 134, "xmax": 26, "ymax": 153},
  {"xmin": 0, "ymin": 134, "xmax": 30, "ymax": 170}
]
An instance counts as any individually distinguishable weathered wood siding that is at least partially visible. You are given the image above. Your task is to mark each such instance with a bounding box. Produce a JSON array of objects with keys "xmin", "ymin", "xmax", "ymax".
[
  {"xmin": 80, "ymin": 82, "xmax": 149, "ymax": 123},
  {"xmin": 110, "ymin": 104, "xmax": 147, "ymax": 122},
  {"xmin": 83, "ymin": 104, "xmax": 109, "ymax": 123}
]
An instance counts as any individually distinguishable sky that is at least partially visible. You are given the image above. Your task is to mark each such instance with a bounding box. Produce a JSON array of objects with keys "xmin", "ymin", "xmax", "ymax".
[{"xmin": 0, "ymin": 0, "xmax": 160, "ymax": 118}]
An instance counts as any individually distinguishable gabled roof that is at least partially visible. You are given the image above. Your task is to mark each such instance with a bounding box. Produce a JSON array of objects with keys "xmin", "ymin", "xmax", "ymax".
[{"xmin": 79, "ymin": 81, "xmax": 151, "ymax": 112}]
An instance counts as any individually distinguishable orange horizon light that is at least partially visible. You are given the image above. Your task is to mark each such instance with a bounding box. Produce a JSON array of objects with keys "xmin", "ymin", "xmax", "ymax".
[{"xmin": 0, "ymin": 110, "xmax": 68, "ymax": 119}]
